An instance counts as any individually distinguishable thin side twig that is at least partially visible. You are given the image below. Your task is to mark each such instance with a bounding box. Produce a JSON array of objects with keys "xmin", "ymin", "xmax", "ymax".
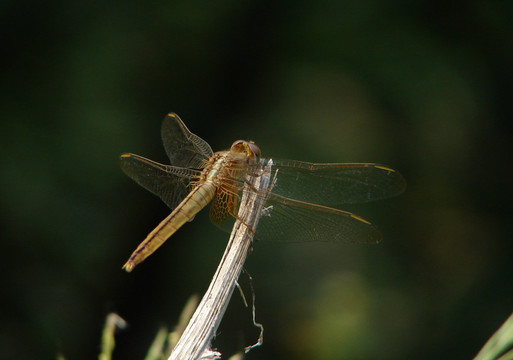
[{"xmin": 169, "ymin": 160, "xmax": 272, "ymax": 360}]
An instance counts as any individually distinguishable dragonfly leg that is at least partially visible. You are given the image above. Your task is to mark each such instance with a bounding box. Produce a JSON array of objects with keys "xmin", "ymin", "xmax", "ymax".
[{"xmin": 227, "ymin": 193, "xmax": 257, "ymax": 239}]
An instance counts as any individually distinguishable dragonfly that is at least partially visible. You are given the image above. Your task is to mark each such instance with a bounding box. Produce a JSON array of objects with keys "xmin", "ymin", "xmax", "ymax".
[{"xmin": 120, "ymin": 113, "xmax": 406, "ymax": 272}]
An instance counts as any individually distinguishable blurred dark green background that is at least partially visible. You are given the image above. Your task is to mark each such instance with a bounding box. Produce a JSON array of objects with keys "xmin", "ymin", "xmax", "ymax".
[{"xmin": 2, "ymin": 1, "xmax": 512, "ymax": 359}]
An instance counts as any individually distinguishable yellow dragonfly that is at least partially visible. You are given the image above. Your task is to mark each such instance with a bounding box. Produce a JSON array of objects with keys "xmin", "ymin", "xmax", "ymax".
[{"xmin": 120, "ymin": 113, "xmax": 406, "ymax": 272}]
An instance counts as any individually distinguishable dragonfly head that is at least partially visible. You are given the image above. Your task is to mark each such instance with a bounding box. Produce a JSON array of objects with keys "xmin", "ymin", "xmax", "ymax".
[{"xmin": 230, "ymin": 140, "xmax": 261, "ymax": 164}]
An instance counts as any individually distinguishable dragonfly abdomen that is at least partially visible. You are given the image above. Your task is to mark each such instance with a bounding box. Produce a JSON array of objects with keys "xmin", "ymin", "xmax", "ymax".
[{"xmin": 122, "ymin": 182, "xmax": 216, "ymax": 271}]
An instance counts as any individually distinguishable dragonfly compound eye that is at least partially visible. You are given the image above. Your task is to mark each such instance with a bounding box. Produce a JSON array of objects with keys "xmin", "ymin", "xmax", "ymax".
[{"xmin": 247, "ymin": 142, "xmax": 261, "ymax": 161}]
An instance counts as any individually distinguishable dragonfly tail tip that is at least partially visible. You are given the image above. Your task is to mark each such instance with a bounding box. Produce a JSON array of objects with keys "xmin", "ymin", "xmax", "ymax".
[{"xmin": 122, "ymin": 262, "xmax": 134, "ymax": 273}]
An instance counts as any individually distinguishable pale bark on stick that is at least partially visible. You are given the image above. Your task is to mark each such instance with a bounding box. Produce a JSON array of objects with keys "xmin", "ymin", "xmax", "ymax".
[{"xmin": 169, "ymin": 160, "xmax": 272, "ymax": 360}]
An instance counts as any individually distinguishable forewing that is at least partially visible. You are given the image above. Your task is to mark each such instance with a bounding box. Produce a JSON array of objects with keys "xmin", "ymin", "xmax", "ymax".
[
  {"xmin": 161, "ymin": 113, "xmax": 213, "ymax": 168},
  {"xmin": 119, "ymin": 153, "xmax": 199, "ymax": 210},
  {"xmin": 256, "ymin": 193, "xmax": 381, "ymax": 244},
  {"xmin": 265, "ymin": 160, "xmax": 406, "ymax": 205}
]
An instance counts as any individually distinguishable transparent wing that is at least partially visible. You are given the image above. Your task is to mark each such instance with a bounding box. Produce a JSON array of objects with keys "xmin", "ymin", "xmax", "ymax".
[
  {"xmin": 161, "ymin": 113, "xmax": 213, "ymax": 169},
  {"xmin": 209, "ymin": 191, "xmax": 237, "ymax": 232},
  {"xmin": 256, "ymin": 193, "xmax": 381, "ymax": 243},
  {"xmin": 207, "ymin": 160, "xmax": 404, "ymax": 241},
  {"xmin": 209, "ymin": 166, "xmax": 249, "ymax": 233},
  {"xmin": 119, "ymin": 153, "xmax": 200, "ymax": 210},
  {"xmin": 262, "ymin": 160, "xmax": 406, "ymax": 205}
]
